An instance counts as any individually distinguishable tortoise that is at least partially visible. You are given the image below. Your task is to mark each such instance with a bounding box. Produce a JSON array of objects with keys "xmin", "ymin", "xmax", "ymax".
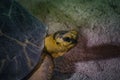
[{"xmin": 0, "ymin": 0, "xmax": 78, "ymax": 80}]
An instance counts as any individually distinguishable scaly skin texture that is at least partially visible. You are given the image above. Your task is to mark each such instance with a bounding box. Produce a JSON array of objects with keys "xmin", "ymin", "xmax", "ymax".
[{"xmin": 28, "ymin": 30, "xmax": 78, "ymax": 80}]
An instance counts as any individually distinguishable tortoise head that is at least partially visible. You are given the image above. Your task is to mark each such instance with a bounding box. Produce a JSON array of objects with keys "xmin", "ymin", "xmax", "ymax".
[
  {"xmin": 45, "ymin": 30, "xmax": 78, "ymax": 58},
  {"xmin": 53, "ymin": 30, "xmax": 78, "ymax": 49}
]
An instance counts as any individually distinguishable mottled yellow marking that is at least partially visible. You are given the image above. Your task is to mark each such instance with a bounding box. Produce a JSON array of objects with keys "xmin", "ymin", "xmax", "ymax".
[{"xmin": 45, "ymin": 30, "xmax": 78, "ymax": 58}]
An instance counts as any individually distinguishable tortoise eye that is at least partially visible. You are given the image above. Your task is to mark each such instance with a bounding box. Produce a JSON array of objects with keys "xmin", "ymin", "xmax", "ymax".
[{"xmin": 63, "ymin": 37, "xmax": 71, "ymax": 42}]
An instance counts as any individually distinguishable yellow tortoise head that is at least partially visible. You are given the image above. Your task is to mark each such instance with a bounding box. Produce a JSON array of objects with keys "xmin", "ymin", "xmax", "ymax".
[{"xmin": 45, "ymin": 30, "xmax": 78, "ymax": 58}]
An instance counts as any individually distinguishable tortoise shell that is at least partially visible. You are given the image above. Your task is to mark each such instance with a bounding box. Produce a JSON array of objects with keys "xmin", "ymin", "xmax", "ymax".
[{"xmin": 0, "ymin": 0, "xmax": 47, "ymax": 80}]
